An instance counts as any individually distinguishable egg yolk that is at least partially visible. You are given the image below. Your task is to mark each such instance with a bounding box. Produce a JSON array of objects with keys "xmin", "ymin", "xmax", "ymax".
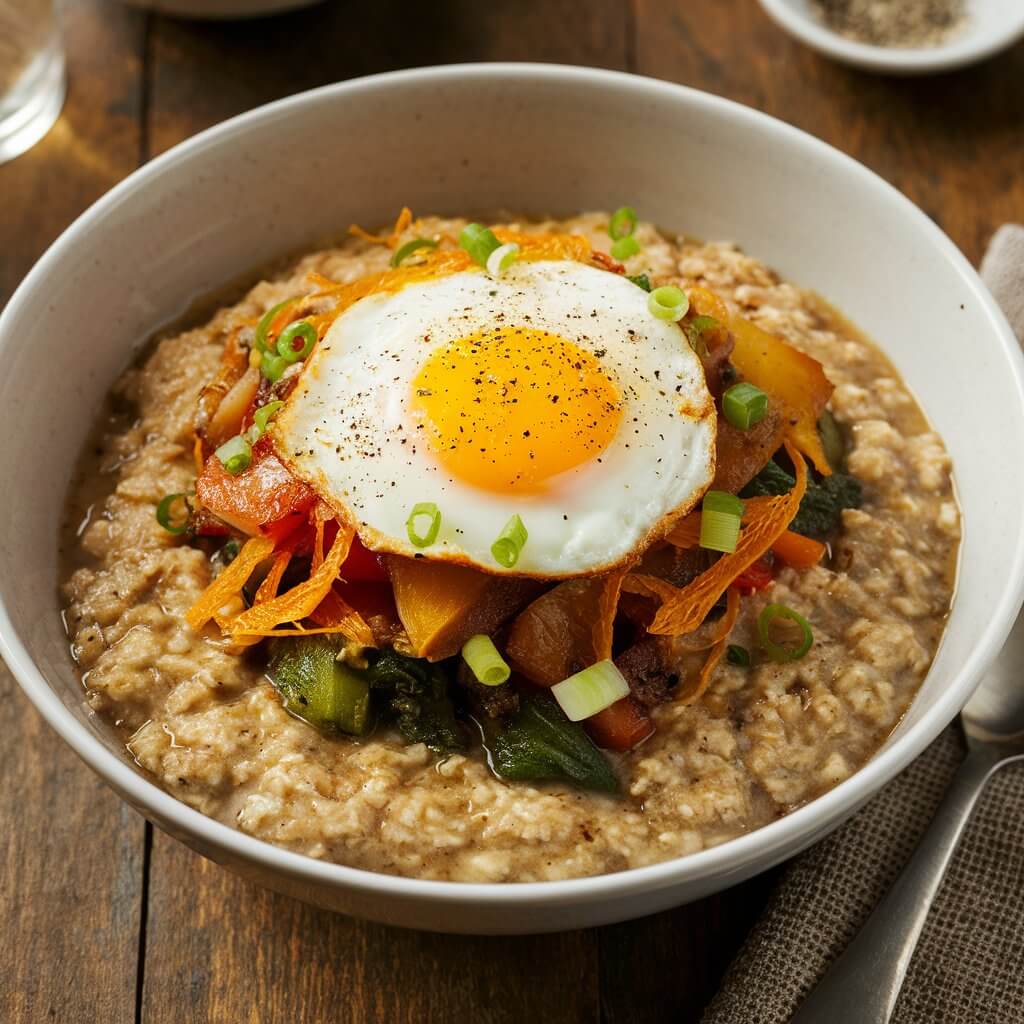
[{"xmin": 410, "ymin": 326, "xmax": 623, "ymax": 493}]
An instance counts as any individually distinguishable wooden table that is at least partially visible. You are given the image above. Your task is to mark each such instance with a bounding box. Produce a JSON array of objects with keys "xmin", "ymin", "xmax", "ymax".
[{"xmin": 2, "ymin": 2, "xmax": 1021, "ymax": 1020}]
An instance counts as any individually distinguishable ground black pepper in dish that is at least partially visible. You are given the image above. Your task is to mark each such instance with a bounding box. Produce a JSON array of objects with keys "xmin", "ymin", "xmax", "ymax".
[{"xmin": 811, "ymin": 0, "xmax": 967, "ymax": 48}]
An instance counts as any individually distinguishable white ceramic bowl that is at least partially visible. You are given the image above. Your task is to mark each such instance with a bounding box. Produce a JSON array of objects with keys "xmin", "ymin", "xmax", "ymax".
[
  {"xmin": 2, "ymin": 64, "xmax": 1023, "ymax": 934},
  {"xmin": 759, "ymin": 0, "xmax": 1024, "ymax": 74}
]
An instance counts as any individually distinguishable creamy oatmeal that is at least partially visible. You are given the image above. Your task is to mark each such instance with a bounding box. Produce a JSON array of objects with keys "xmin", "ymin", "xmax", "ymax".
[{"xmin": 60, "ymin": 214, "xmax": 958, "ymax": 882}]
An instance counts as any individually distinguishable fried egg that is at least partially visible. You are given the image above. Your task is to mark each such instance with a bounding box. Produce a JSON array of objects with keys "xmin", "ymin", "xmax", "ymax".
[{"xmin": 273, "ymin": 259, "xmax": 716, "ymax": 576}]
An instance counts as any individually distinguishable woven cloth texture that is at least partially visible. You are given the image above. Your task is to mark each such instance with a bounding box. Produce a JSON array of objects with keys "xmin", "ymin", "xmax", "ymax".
[{"xmin": 704, "ymin": 227, "xmax": 1024, "ymax": 1024}]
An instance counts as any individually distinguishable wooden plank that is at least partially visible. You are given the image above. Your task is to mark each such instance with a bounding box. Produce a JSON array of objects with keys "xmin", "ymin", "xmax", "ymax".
[
  {"xmin": 141, "ymin": 831, "xmax": 598, "ymax": 1024},
  {"xmin": 633, "ymin": 0, "xmax": 1024, "ymax": 266},
  {"xmin": 0, "ymin": 5, "xmax": 147, "ymax": 1022},
  {"xmin": 598, "ymin": 875, "xmax": 778, "ymax": 1023},
  {"xmin": 147, "ymin": 0, "xmax": 632, "ymax": 155}
]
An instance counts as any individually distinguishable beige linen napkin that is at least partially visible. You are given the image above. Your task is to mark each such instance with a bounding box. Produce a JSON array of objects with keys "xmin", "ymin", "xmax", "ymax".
[{"xmin": 703, "ymin": 225, "xmax": 1024, "ymax": 1024}]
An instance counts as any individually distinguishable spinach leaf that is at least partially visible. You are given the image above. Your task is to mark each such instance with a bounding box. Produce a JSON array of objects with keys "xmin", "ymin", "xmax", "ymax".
[
  {"xmin": 366, "ymin": 650, "xmax": 464, "ymax": 755},
  {"xmin": 488, "ymin": 694, "xmax": 619, "ymax": 794},
  {"xmin": 268, "ymin": 636, "xmax": 370, "ymax": 736},
  {"xmin": 742, "ymin": 460, "xmax": 862, "ymax": 539}
]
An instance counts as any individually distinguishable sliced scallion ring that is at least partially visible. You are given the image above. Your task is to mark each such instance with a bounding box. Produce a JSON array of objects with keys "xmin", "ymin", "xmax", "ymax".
[
  {"xmin": 391, "ymin": 237, "xmax": 439, "ymax": 268},
  {"xmin": 215, "ymin": 434, "xmax": 253, "ymax": 476},
  {"xmin": 260, "ymin": 353, "xmax": 288, "ymax": 383},
  {"xmin": 628, "ymin": 273, "xmax": 652, "ymax": 292},
  {"xmin": 726, "ymin": 644, "xmax": 751, "ymax": 668},
  {"xmin": 156, "ymin": 492, "xmax": 191, "ymax": 535},
  {"xmin": 700, "ymin": 490, "xmax": 745, "ymax": 554},
  {"xmin": 722, "ymin": 382, "xmax": 769, "ymax": 431},
  {"xmin": 461, "ymin": 634, "xmax": 512, "ymax": 686},
  {"xmin": 551, "ymin": 660, "xmax": 630, "ymax": 722},
  {"xmin": 254, "ymin": 298, "xmax": 297, "ymax": 353},
  {"xmin": 406, "ymin": 502, "xmax": 441, "ymax": 548},
  {"xmin": 486, "ymin": 242, "xmax": 520, "ymax": 277},
  {"xmin": 253, "ymin": 400, "xmax": 285, "ymax": 436},
  {"xmin": 459, "ymin": 222, "xmax": 501, "ymax": 267},
  {"xmin": 491, "ymin": 513, "xmax": 528, "ymax": 568},
  {"xmin": 276, "ymin": 320, "xmax": 317, "ymax": 363},
  {"xmin": 608, "ymin": 206, "xmax": 638, "ymax": 241},
  {"xmin": 648, "ymin": 285, "xmax": 689, "ymax": 322},
  {"xmin": 757, "ymin": 604, "xmax": 814, "ymax": 663},
  {"xmin": 610, "ymin": 235, "xmax": 641, "ymax": 261}
]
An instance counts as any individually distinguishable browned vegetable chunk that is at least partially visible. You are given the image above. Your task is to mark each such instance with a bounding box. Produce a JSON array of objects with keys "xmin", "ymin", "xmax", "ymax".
[
  {"xmin": 386, "ymin": 555, "xmax": 540, "ymax": 661},
  {"xmin": 711, "ymin": 407, "xmax": 788, "ymax": 493},
  {"xmin": 506, "ymin": 572, "xmax": 623, "ymax": 686}
]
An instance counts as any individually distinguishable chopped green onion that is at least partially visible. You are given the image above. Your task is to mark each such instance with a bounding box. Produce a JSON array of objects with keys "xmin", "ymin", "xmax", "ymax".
[
  {"xmin": 726, "ymin": 644, "xmax": 751, "ymax": 667},
  {"xmin": 391, "ymin": 237, "xmax": 439, "ymax": 268},
  {"xmin": 261, "ymin": 353, "xmax": 288, "ymax": 383},
  {"xmin": 757, "ymin": 604, "xmax": 814, "ymax": 663},
  {"xmin": 485, "ymin": 241, "xmax": 520, "ymax": 277},
  {"xmin": 244, "ymin": 424, "xmax": 261, "ymax": 444},
  {"xmin": 611, "ymin": 235, "xmax": 641, "ymax": 261},
  {"xmin": 215, "ymin": 434, "xmax": 253, "ymax": 476},
  {"xmin": 722, "ymin": 382, "xmax": 769, "ymax": 431},
  {"xmin": 628, "ymin": 273, "xmax": 652, "ymax": 292},
  {"xmin": 406, "ymin": 502, "xmax": 441, "ymax": 548},
  {"xmin": 254, "ymin": 298, "xmax": 297, "ymax": 353},
  {"xmin": 491, "ymin": 514, "xmax": 528, "ymax": 568},
  {"xmin": 253, "ymin": 400, "xmax": 284, "ymax": 435},
  {"xmin": 156, "ymin": 492, "xmax": 191, "ymax": 535},
  {"xmin": 459, "ymin": 222, "xmax": 501, "ymax": 267},
  {"xmin": 461, "ymin": 634, "xmax": 512, "ymax": 686},
  {"xmin": 700, "ymin": 490, "xmax": 745, "ymax": 553},
  {"xmin": 551, "ymin": 660, "xmax": 630, "ymax": 722},
  {"xmin": 648, "ymin": 285, "xmax": 689, "ymax": 322},
  {"xmin": 276, "ymin": 320, "xmax": 316, "ymax": 363},
  {"xmin": 608, "ymin": 206, "xmax": 638, "ymax": 241}
]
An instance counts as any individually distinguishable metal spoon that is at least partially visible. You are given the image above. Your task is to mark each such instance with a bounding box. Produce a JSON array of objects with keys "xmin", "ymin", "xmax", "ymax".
[{"xmin": 790, "ymin": 608, "xmax": 1024, "ymax": 1024}]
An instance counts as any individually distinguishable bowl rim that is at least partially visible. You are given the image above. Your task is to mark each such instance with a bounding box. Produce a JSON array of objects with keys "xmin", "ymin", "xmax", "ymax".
[
  {"xmin": 757, "ymin": 0, "xmax": 1024, "ymax": 74},
  {"xmin": 3, "ymin": 61, "xmax": 1023, "ymax": 905}
]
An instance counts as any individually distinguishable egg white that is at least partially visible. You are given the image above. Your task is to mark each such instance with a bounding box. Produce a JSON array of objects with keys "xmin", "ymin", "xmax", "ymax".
[{"xmin": 273, "ymin": 260, "xmax": 716, "ymax": 577}]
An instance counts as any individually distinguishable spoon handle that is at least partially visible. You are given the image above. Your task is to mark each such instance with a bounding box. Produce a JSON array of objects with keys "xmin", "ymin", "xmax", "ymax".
[{"xmin": 790, "ymin": 746, "xmax": 999, "ymax": 1024}]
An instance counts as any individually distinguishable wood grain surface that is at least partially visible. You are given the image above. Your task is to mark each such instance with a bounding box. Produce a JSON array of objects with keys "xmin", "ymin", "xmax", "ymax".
[{"xmin": 2, "ymin": 1, "xmax": 1021, "ymax": 1021}]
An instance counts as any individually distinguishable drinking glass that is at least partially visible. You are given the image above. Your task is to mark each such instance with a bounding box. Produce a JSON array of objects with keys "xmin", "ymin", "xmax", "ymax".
[{"xmin": 0, "ymin": 0, "xmax": 65, "ymax": 163}]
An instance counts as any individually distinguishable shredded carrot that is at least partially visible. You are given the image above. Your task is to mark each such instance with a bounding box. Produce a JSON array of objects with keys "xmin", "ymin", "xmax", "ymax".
[
  {"xmin": 307, "ymin": 589, "xmax": 375, "ymax": 647},
  {"xmin": 625, "ymin": 444, "xmax": 807, "ymax": 636},
  {"xmin": 186, "ymin": 535, "xmax": 275, "ymax": 631},
  {"xmin": 771, "ymin": 529, "xmax": 826, "ymax": 569},
  {"xmin": 595, "ymin": 568, "xmax": 627, "ymax": 663},
  {"xmin": 225, "ymin": 525, "xmax": 354, "ymax": 637},
  {"xmin": 227, "ymin": 624, "xmax": 369, "ymax": 638},
  {"xmin": 348, "ymin": 206, "xmax": 413, "ymax": 248},
  {"xmin": 665, "ymin": 511, "xmax": 701, "ymax": 549},
  {"xmin": 678, "ymin": 588, "xmax": 742, "ymax": 704},
  {"xmin": 255, "ymin": 549, "xmax": 293, "ymax": 604},
  {"xmin": 672, "ymin": 586, "xmax": 742, "ymax": 653},
  {"xmin": 192, "ymin": 436, "xmax": 205, "ymax": 478}
]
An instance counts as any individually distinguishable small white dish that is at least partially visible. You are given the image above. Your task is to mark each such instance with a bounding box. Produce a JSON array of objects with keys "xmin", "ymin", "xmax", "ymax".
[{"xmin": 758, "ymin": 0, "xmax": 1024, "ymax": 75}]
